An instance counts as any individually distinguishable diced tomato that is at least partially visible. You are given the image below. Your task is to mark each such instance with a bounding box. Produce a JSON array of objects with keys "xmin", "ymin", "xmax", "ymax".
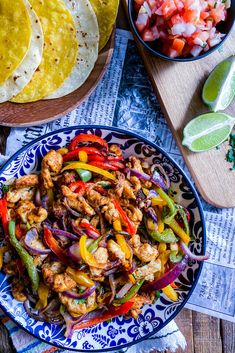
[
  {"xmin": 135, "ymin": 12, "xmax": 149, "ymax": 33},
  {"xmin": 170, "ymin": 14, "xmax": 183, "ymax": 25},
  {"xmin": 210, "ymin": 5, "xmax": 226, "ymax": 24},
  {"xmin": 161, "ymin": 0, "xmax": 177, "ymax": 18},
  {"xmin": 200, "ymin": 11, "xmax": 210, "ymax": 20},
  {"xmin": 172, "ymin": 38, "xmax": 185, "ymax": 54}
]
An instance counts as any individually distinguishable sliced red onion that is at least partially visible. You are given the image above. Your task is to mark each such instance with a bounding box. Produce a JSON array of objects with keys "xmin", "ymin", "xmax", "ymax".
[
  {"xmin": 63, "ymin": 198, "xmax": 81, "ymax": 217},
  {"xmin": 146, "ymin": 207, "xmax": 158, "ymax": 223},
  {"xmin": 24, "ymin": 300, "xmax": 63, "ymax": 325},
  {"xmin": 151, "ymin": 170, "xmax": 168, "ymax": 191},
  {"xmin": 127, "ymin": 260, "xmax": 136, "ymax": 274},
  {"xmin": 40, "ymin": 298, "xmax": 60, "ymax": 314},
  {"xmin": 24, "ymin": 228, "xmax": 51, "ymax": 255},
  {"xmin": 143, "ymin": 256, "xmax": 189, "ymax": 292},
  {"xmin": 63, "ymin": 283, "xmax": 98, "ymax": 300},
  {"xmin": 68, "ymin": 242, "xmax": 82, "ymax": 262},
  {"xmin": 41, "ymin": 194, "xmax": 49, "ymax": 210},
  {"xmin": 85, "ymin": 228, "xmax": 100, "ymax": 239},
  {"xmin": 71, "ymin": 221, "xmax": 86, "ymax": 236},
  {"xmin": 61, "ymin": 311, "xmax": 84, "ymax": 338},
  {"xmin": 151, "ymin": 164, "xmax": 170, "ymax": 189},
  {"xmin": 148, "ymin": 189, "xmax": 159, "ymax": 199},
  {"xmin": 116, "ymin": 282, "xmax": 133, "ymax": 299},
  {"xmin": 35, "ymin": 189, "xmax": 41, "ymax": 207},
  {"xmin": 180, "ymin": 242, "xmax": 209, "ymax": 261},
  {"xmin": 125, "ymin": 168, "xmax": 151, "ymax": 181},
  {"xmin": 51, "ymin": 228, "xmax": 78, "ymax": 240},
  {"xmin": 109, "ymin": 274, "xmax": 116, "ymax": 304}
]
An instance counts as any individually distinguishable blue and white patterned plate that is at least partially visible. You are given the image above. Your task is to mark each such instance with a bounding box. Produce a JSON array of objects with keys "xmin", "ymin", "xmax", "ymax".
[{"xmin": 0, "ymin": 126, "xmax": 206, "ymax": 352}]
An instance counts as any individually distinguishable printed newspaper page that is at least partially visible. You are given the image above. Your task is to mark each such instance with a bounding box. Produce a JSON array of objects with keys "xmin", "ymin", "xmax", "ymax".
[{"xmin": 4, "ymin": 29, "xmax": 235, "ymax": 323}]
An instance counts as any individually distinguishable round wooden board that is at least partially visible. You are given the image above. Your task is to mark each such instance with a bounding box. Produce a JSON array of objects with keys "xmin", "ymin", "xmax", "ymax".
[{"xmin": 0, "ymin": 31, "xmax": 115, "ymax": 127}]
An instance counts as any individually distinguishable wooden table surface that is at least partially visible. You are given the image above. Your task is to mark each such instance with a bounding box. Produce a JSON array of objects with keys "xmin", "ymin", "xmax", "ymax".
[{"xmin": 0, "ymin": 3, "xmax": 234, "ymax": 352}]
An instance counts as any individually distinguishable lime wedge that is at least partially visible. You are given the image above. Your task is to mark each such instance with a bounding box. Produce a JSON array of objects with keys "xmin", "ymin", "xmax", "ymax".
[
  {"xmin": 202, "ymin": 55, "xmax": 235, "ymax": 112},
  {"xmin": 182, "ymin": 112, "xmax": 235, "ymax": 152}
]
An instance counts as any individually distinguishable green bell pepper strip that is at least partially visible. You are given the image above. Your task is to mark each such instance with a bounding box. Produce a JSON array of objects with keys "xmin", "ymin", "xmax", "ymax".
[
  {"xmin": 114, "ymin": 279, "xmax": 145, "ymax": 304},
  {"xmin": 76, "ymin": 169, "xmax": 92, "ymax": 182},
  {"xmin": 177, "ymin": 207, "xmax": 190, "ymax": 236},
  {"xmin": 8, "ymin": 221, "xmax": 39, "ymax": 293},
  {"xmin": 87, "ymin": 235, "xmax": 104, "ymax": 253},
  {"xmin": 148, "ymin": 228, "xmax": 178, "ymax": 243},
  {"xmin": 155, "ymin": 187, "xmax": 177, "ymax": 224},
  {"xmin": 169, "ymin": 250, "xmax": 183, "ymax": 263}
]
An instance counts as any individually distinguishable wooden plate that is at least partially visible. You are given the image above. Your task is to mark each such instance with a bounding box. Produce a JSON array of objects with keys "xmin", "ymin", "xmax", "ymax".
[{"xmin": 0, "ymin": 31, "xmax": 115, "ymax": 127}]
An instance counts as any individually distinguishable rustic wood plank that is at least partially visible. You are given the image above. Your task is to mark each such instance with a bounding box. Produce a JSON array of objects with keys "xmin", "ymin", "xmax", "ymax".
[
  {"xmin": 0, "ymin": 127, "xmax": 10, "ymax": 154},
  {"xmin": 0, "ymin": 324, "xmax": 16, "ymax": 353},
  {"xmin": 221, "ymin": 320, "xmax": 235, "ymax": 353},
  {"xmin": 122, "ymin": 0, "xmax": 235, "ymax": 208},
  {"xmin": 192, "ymin": 311, "xmax": 222, "ymax": 353},
  {"xmin": 174, "ymin": 309, "xmax": 194, "ymax": 353}
]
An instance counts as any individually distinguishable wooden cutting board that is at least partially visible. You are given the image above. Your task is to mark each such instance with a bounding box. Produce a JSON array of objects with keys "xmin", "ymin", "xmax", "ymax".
[{"xmin": 123, "ymin": 0, "xmax": 235, "ymax": 208}]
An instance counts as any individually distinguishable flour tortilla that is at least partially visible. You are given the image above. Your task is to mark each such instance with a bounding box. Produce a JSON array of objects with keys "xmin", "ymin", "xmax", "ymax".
[
  {"xmin": 0, "ymin": 0, "xmax": 31, "ymax": 85},
  {"xmin": 46, "ymin": 0, "xmax": 99, "ymax": 100},
  {"xmin": 0, "ymin": 0, "xmax": 43, "ymax": 103},
  {"xmin": 89, "ymin": 0, "xmax": 119, "ymax": 51},
  {"xmin": 11, "ymin": 0, "xmax": 78, "ymax": 103}
]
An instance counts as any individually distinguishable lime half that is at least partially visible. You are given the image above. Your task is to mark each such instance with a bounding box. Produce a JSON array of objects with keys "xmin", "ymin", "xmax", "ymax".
[
  {"xmin": 202, "ymin": 55, "xmax": 235, "ymax": 112},
  {"xmin": 182, "ymin": 112, "xmax": 235, "ymax": 152}
]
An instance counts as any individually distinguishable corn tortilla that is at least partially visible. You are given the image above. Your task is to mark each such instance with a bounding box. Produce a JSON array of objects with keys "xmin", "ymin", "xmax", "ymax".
[
  {"xmin": 46, "ymin": 0, "xmax": 99, "ymax": 99},
  {"xmin": 89, "ymin": 0, "xmax": 119, "ymax": 51},
  {"xmin": 0, "ymin": 0, "xmax": 31, "ymax": 85},
  {"xmin": 12, "ymin": 0, "xmax": 78, "ymax": 103},
  {"xmin": 0, "ymin": 0, "xmax": 43, "ymax": 103}
]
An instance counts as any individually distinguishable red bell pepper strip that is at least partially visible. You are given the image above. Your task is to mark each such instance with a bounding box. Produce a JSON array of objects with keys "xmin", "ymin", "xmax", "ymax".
[
  {"xmin": 69, "ymin": 134, "xmax": 108, "ymax": 152},
  {"xmin": 88, "ymin": 155, "xmax": 106, "ymax": 162},
  {"xmin": 0, "ymin": 198, "xmax": 8, "ymax": 236},
  {"xmin": 107, "ymin": 156, "xmax": 124, "ymax": 162},
  {"xmin": 73, "ymin": 301, "xmax": 134, "ymax": 330},
  {"xmin": 63, "ymin": 147, "xmax": 102, "ymax": 162},
  {"xmin": 108, "ymin": 161, "xmax": 125, "ymax": 169},
  {"xmin": 69, "ymin": 181, "xmax": 94, "ymax": 192},
  {"xmin": 112, "ymin": 199, "xmax": 136, "ymax": 236},
  {"xmin": 80, "ymin": 222, "xmax": 100, "ymax": 236},
  {"xmin": 88, "ymin": 161, "xmax": 119, "ymax": 170},
  {"xmin": 15, "ymin": 224, "xmax": 25, "ymax": 240},
  {"xmin": 44, "ymin": 228, "xmax": 70, "ymax": 264}
]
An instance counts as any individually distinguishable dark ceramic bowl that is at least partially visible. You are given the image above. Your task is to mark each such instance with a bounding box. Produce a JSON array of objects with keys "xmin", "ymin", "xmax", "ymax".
[{"xmin": 128, "ymin": 0, "xmax": 235, "ymax": 62}]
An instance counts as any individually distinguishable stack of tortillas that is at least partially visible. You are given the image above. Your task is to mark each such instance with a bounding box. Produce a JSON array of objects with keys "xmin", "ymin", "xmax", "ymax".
[{"xmin": 0, "ymin": 0, "xmax": 119, "ymax": 103}]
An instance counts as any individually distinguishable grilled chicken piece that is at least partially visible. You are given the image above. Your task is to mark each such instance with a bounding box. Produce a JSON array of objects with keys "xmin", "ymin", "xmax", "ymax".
[
  {"xmin": 6, "ymin": 187, "xmax": 34, "ymax": 203},
  {"xmin": 86, "ymin": 188, "xmax": 109, "ymax": 208},
  {"xmin": 16, "ymin": 200, "xmax": 36, "ymax": 223},
  {"xmin": 130, "ymin": 234, "xmax": 158, "ymax": 263},
  {"xmin": 134, "ymin": 259, "xmax": 161, "ymax": 282},
  {"xmin": 109, "ymin": 144, "xmax": 122, "ymax": 156},
  {"xmin": 42, "ymin": 261, "xmax": 66, "ymax": 286},
  {"xmin": 28, "ymin": 207, "xmax": 48, "ymax": 224},
  {"xmin": 61, "ymin": 185, "xmax": 95, "ymax": 216},
  {"xmin": 101, "ymin": 201, "xmax": 119, "ymax": 224},
  {"xmin": 59, "ymin": 291, "xmax": 96, "ymax": 316},
  {"xmin": 12, "ymin": 278, "xmax": 27, "ymax": 302},
  {"xmin": 41, "ymin": 150, "xmax": 63, "ymax": 189},
  {"xmin": 53, "ymin": 273, "xmax": 76, "ymax": 292},
  {"xmin": 130, "ymin": 294, "xmax": 153, "ymax": 319},
  {"xmin": 15, "ymin": 174, "xmax": 39, "ymax": 189},
  {"xmin": 90, "ymin": 247, "xmax": 109, "ymax": 281}
]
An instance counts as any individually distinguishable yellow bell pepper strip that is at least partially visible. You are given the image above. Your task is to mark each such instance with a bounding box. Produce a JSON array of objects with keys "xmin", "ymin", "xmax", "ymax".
[
  {"xmin": 158, "ymin": 250, "xmax": 171, "ymax": 273},
  {"xmin": 79, "ymin": 235, "xmax": 107, "ymax": 269},
  {"xmin": 63, "ymin": 147, "xmax": 102, "ymax": 162},
  {"xmin": 113, "ymin": 219, "xmax": 131, "ymax": 259},
  {"xmin": 8, "ymin": 221, "xmax": 39, "ymax": 293},
  {"xmin": 62, "ymin": 162, "xmax": 116, "ymax": 181},
  {"xmin": 73, "ymin": 301, "xmax": 134, "ymax": 331},
  {"xmin": 112, "ymin": 199, "xmax": 135, "ymax": 236},
  {"xmin": 155, "ymin": 208, "xmax": 164, "ymax": 233},
  {"xmin": 0, "ymin": 198, "xmax": 8, "ymax": 236},
  {"xmin": 151, "ymin": 196, "xmax": 167, "ymax": 207},
  {"xmin": 162, "ymin": 285, "xmax": 178, "ymax": 301},
  {"xmin": 167, "ymin": 219, "xmax": 190, "ymax": 245},
  {"xmin": 158, "ymin": 243, "xmax": 167, "ymax": 253},
  {"xmin": 36, "ymin": 283, "xmax": 49, "ymax": 310},
  {"xmin": 57, "ymin": 148, "xmax": 69, "ymax": 156},
  {"xmin": 69, "ymin": 133, "xmax": 108, "ymax": 152},
  {"xmin": 114, "ymin": 279, "xmax": 144, "ymax": 304},
  {"xmin": 128, "ymin": 274, "xmax": 136, "ymax": 284},
  {"xmin": 78, "ymin": 150, "xmax": 88, "ymax": 163},
  {"xmin": 66, "ymin": 267, "xmax": 95, "ymax": 287},
  {"xmin": 0, "ymin": 246, "xmax": 7, "ymax": 270}
]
